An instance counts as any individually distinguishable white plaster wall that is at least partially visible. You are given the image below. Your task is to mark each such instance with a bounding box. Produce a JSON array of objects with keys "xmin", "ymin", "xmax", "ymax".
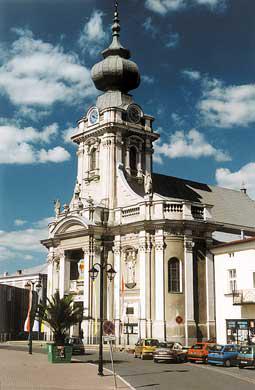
[{"xmin": 214, "ymin": 249, "xmax": 255, "ymax": 344}]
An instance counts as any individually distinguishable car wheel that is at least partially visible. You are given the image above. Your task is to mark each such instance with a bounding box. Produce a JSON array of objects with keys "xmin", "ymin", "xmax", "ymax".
[
  {"xmin": 224, "ymin": 359, "xmax": 231, "ymax": 368},
  {"xmin": 141, "ymin": 354, "xmax": 145, "ymax": 360},
  {"xmin": 134, "ymin": 352, "xmax": 137, "ymax": 358},
  {"xmin": 154, "ymin": 359, "xmax": 158, "ymax": 363},
  {"xmin": 239, "ymin": 365, "xmax": 244, "ymax": 369}
]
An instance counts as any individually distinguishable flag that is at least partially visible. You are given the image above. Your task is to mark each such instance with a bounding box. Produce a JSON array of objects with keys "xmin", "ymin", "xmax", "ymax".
[{"xmin": 24, "ymin": 288, "xmax": 32, "ymax": 332}]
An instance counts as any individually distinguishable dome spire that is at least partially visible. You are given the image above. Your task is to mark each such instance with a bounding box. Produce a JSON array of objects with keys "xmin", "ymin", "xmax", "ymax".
[{"xmin": 91, "ymin": 1, "xmax": 140, "ymax": 97}]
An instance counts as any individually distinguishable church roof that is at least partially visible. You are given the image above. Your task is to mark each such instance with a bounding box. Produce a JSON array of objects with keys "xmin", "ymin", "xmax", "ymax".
[{"xmin": 153, "ymin": 173, "xmax": 255, "ymax": 229}]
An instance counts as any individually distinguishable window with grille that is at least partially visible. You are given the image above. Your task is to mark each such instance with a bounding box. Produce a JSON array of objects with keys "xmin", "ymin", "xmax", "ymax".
[
  {"xmin": 168, "ymin": 257, "xmax": 180, "ymax": 293},
  {"xmin": 90, "ymin": 148, "xmax": 96, "ymax": 171}
]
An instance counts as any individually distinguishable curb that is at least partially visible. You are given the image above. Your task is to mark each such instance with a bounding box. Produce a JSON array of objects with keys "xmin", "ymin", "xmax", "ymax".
[{"xmin": 86, "ymin": 362, "xmax": 136, "ymax": 390}]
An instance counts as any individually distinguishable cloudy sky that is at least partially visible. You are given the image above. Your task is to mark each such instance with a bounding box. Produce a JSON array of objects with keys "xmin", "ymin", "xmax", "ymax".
[{"xmin": 1, "ymin": 0, "xmax": 255, "ymax": 274}]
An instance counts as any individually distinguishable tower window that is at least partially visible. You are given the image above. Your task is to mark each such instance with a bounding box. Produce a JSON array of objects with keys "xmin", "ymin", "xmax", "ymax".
[
  {"xmin": 90, "ymin": 148, "xmax": 96, "ymax": 171},
  {"xmin": 168, "ymin": 257, "xmax": 181, "ymax": 293},
  {"xmin": 130, "ymin": 146, "xmax": 138, "ymax": 176}
]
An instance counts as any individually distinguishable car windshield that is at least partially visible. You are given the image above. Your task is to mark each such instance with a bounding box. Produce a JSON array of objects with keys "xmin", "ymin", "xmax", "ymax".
[
  {"xmin": 210, "ymin": 345, "xmax": 223, "ymax": 352},
  {"xmin": 145, "ymin": 339, "xmax": 159, "ymax": 347},
  {"xmin": 158, "ymin": 342, "xmax": 174, "ymax": 349},
  {"xmin": 191, "ymin": 344, "xmax": 204, "ymax": 350},
  {"xmin": 240, "ymin": 346, "xmax": 252, "ymax": 354}
]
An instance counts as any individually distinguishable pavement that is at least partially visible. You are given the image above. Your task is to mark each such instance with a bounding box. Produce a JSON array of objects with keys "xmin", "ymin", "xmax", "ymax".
[{"xmin": 0, "ymin": 347, "xmax": 132, "ymax": 390}]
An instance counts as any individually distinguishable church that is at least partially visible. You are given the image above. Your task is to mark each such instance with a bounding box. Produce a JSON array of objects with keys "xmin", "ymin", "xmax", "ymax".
[{"xmin": 41, "ymin": 4, "xmax": 255, "ymax": 346}]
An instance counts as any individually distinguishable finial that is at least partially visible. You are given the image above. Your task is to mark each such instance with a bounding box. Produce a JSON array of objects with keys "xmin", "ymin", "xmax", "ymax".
[{"xmin": 112, "ymin": 0, "xmax": 120, "ymax": 39}]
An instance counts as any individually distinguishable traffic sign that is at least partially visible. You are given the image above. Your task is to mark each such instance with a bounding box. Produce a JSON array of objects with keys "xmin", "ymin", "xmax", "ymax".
[
  {"xmin": 103, "ymin": 335, "xmax": 116, "ymax": 342},
  {"xmin": 103, "ymin": 320, "xmax": 115, "ymax": 335}
]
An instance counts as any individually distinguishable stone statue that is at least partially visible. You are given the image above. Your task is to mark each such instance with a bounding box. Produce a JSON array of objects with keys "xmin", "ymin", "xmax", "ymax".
[
  {"xmin": 74, "ymin": 180, "xmax": 81, "ymax": 197},
  {"xmin": 54, "ymin": 199, "xmax": 61, "ymax": 217},
  {"xmin": 144, "ymin": 172, "xmax": 152, "ymax": 195}
]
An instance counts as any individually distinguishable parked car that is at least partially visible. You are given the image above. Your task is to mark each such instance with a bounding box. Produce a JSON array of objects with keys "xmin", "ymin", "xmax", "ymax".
[
  {"xmin": 65, "ymin": 337, "xmax": 85, "ymax": 355},
  {"xmin": 237, "ymin": 344, "xmax": 255, "ymax": 369},
  {"xmin": 153, "ymin": 342, "xmax": 188, "ymax": 363},
  {"xmin": 134, "ymin": 338, "xmax": 159, "ymax": 359},
  {"xmin": 187, "ymin": 342, "xmax": 215, "ymax": 363},
  {"xmin": 208, "ymin": 344, "xmax": 240, "ymax": 367}
]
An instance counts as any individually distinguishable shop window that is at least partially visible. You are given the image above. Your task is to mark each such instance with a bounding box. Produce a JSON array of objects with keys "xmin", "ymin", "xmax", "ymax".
[
  {"xmin": 168, "ymin": 257, "xmax": 181, "ymax": 293},
  {"xmin": 228, "ymin": 269, "xmax": 237, "ymax": 293}
]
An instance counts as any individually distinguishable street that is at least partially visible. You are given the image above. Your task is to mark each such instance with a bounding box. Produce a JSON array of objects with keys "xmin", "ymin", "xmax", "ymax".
[
  {"xmin": 1, "ymin": 344, "xmax": 255, "ymax": 389},
  {"xmin": 80, "ymin": 348, "xmax": 255, "ymax": 390}
]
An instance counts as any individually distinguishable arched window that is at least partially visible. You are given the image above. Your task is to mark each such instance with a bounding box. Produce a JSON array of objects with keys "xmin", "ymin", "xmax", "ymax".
[
  {"xmin": 168, "ymin": 257, "xmax": 181, "ymax": 293},
  {"xmin": 130, "ymin": 146, "xmax": 137, "ymax": 175},
  {"xmin": 90, "ymin": 148, "xmax": 96, "ymax": 171}
]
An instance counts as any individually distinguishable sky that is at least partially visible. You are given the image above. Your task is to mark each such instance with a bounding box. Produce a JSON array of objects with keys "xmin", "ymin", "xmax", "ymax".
[{"xmin": 1, "ymin": 0, "xmax": 255, "ymax": 274}]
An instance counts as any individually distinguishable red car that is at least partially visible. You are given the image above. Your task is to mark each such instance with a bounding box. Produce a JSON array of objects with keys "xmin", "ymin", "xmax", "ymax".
[{"xmin": 187, "ymin": 342, "xmax": 215, "ymax": 363}]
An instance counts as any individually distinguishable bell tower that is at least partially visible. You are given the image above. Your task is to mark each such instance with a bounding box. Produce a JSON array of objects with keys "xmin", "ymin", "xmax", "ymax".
[{"xmin": 71, "ymin": 2, "xmax": 159, "ymax": 213}]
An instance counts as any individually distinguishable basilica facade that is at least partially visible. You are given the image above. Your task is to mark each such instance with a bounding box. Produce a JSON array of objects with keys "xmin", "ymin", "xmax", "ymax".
[{"xmin": 41, "ymin": 5, "xmax": 255, "ymax": 346}]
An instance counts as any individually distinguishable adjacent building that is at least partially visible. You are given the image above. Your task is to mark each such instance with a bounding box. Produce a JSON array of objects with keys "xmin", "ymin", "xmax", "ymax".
[
  {"xmin": 41, "ymin": 4, "xmax": 255, "ymax": 346},
  {"xmin": 212, "ymin": 238, "xmax": 255, "ymax": 345}
]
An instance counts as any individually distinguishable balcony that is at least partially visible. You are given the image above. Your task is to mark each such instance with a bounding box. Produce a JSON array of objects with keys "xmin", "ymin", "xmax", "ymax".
[{"xmin": 233, "ymin": 289, "xmax": 255, "ymax": 305}]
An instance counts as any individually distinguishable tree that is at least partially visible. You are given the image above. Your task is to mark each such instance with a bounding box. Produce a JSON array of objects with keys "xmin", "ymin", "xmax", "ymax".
[{"xmin": 37, "ymin": 291, "xmax": 83, "ymax": 345}]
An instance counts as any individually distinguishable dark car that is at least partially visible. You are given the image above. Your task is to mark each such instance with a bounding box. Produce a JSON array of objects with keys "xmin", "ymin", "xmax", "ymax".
[
  {"xmin": 153, "ymin": 342, "xmax": 188, "ymax": 363},
  {"xmin": 237, "ymin": 344, "xmax": 255, "ymax": 369},
  {"xmin": 65, "ymin": 337, "xmax": 85, "ymax": 355},
  {"xmin": 208, "ymin": 344, "xmax": 240, "ymax": 367}
]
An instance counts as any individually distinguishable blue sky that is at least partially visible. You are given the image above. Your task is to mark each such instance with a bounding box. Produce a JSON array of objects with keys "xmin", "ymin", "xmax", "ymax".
[{"xmin": 1, "ymin": 0, "xmax": 255, "ymax": 274}]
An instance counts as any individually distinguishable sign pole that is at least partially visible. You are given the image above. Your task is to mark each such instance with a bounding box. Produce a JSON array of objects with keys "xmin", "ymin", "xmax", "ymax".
[{"xmin": 109, "ymin": 340, "xmax": 117, "ymax": 389}]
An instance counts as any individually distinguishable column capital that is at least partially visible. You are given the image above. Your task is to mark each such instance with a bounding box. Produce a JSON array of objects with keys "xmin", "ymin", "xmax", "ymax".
[{"xmin": 184, "ymin": 238, "xmax": 194, "ymax": 253}]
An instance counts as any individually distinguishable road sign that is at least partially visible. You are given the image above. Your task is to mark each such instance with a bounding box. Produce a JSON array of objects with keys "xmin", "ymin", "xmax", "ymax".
[
  {"xmin": 103, "ymin": 320, "xmax": 115, "ymax": 335},
  {"xmin": 103, "ymin": 335, "xmax": 116, "ymax": 342}
]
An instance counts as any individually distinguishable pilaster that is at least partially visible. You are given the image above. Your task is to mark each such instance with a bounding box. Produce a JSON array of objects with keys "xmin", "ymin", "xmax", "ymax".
[
  {"xmin": 184, "ymin": 236, "xmax": 196, "ymax": 345},
  {"xmin": 206, "ymin": 240, "xmax": 215, "ymax": 340},
  {"xmin": 113, "ymin": 236, "xmax": 121, "ymax": 342}
]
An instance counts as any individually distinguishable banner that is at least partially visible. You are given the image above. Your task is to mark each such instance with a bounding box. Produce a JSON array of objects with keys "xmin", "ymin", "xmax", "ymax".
[{"xmin": 24, "ymin": 288, "xmax": 32, "ymax": 332}]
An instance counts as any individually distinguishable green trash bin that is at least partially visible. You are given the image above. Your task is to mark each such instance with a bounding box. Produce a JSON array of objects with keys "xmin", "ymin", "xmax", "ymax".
[{"xmin": 47, "ymin": 343, "xmax": 73, "ymax": 363}]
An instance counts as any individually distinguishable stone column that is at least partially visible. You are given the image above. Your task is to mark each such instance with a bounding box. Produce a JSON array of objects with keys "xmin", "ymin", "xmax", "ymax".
[
  {"xmin": 184, "ymin": 236, "xmax": 196, "ymax": 345},
  {"xmin": 145, "ymin": 138, "xmax": 152, "ymax": 174},
  {"xmin": 84, "ymin": 144, "xmax": 89, "ymax": 182},
  {"xmin": 76, "ymin": 143, "xmax": 84, "ymax": 184},
  {"xmin": 82, "ymin": 246, "xmax": 91, "ymax": 343},
  {"xmin": 46, "ymin": 248, "xmax": 54, "ymax": 297},
  {"xmin": 59, "ymin": 249, "xmax": 68, "ymax": 298},
  {"xmin": 139, "ymin": 231, "xmax": 147, "ymax": 338},
  {"xmin": 137, "ymin": 144, "xmax": 143, "ymax": 178},
  {"xmin": 125, "ymin": 145, "xmax": 130, "ymax": 175},
  {"xmin": 113, "ymin": 236, "xmax": 121, "ymax": 344},
  {"xmin": 206, "ymin": 241, "xmax": 215, "ymax": 340},
  {"xmin": 153, "ymin": 229, "xmax": 166, "ymax": 340}
]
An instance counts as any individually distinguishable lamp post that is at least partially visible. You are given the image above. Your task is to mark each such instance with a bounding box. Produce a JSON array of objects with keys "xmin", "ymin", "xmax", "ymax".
[
  {"xmin": 89, "ymin": 245, "xmax": 116, "ymax": 376},
  {"xmin": 25, "ymin": 280, "xmax": 42, "ymax": 354}
]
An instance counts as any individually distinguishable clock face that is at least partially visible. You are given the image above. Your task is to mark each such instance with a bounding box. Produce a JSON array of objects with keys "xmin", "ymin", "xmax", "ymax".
[
  {"xmin": 88, "ymin": 107, "xmax": 99, "ymax": 125},
  {"xmin": 127, "ymin": 104, "xmax": 142, "ymax": 124}
]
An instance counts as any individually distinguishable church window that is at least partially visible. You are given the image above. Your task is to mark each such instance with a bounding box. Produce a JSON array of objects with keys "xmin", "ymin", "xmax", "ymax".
[
  {"xmin": 168, "ymin": 257, "xmax": 181, "ymax": 293},
  {"xmin": 130, "ymin": 146, "xmax": 138, "ymax": 176},
  {"xmin": 90, "ymin": 148, "xmax": 97, "ymax": 171}
]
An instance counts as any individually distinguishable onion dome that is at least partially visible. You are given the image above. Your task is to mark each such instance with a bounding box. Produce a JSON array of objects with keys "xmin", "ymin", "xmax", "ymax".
[{"xmin": 91, "ymin": 2, "xmax": 140, "ymax": 94}]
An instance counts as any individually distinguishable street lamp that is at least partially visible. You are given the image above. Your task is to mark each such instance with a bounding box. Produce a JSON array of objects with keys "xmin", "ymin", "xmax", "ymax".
[
  {"xmin": 25, "ymin": 280, "xmax": 42, "ymax": 354},
  {"xmin": 89, "ymin": 246, "xmax": 116, "ymax": 376}
]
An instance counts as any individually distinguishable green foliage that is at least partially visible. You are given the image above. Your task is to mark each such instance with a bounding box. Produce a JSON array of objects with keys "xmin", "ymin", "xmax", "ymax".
[{"xmin": 37, "ymin": 291, "xmax": 83, "ymax": 345}]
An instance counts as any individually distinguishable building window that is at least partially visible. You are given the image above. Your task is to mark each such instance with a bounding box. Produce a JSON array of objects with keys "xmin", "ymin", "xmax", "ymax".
[
  {"xmin": 168, "ymin": 257, "xmax": 181, "ymax": 293},
  {"xmin": 126, "ymin": 307, "xmax": 134, "ymax": 315},
  {"xmin": 228, "ymin": 269, "xmax": 237, "ymax": 293},
  {"xmin": 130, "ymin": 146, "xmax": 138, "ymax": 176},
  {"xmin": 90, "ymin": 148, "xmax": 97, "ymax": 171}
]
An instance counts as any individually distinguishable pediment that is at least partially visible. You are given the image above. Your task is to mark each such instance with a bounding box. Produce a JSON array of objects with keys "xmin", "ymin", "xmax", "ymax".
[{"xmin": 51, "ymin": 216, "xmax": 89, "ymax": 236}]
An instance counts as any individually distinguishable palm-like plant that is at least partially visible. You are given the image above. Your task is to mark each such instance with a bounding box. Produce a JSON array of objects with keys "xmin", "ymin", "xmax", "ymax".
[{"xmin": 37, "ymin": 291, "xmax": 83, "ymax": 345}]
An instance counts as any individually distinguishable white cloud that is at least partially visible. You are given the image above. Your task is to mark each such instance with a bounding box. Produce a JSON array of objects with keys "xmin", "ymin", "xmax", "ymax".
[
  {"xmin": 62, "ymin": 126, "xmax": 79, "ymax": 143},
  {"xmin": 142, "ymin": 75, "xmax": 155, "ymax": 84},
  {"xmin": 165, "ymin": 32, "xmax": 180, "ymax": 48},
  {"xmin": 143, "ymin": 17, "xmax": 158, "ymax": 37},
  {"xmin": 0, "ymin": 217, "xmax": 51, "ymax": 253},
  {"xmin": 199, "ymin": 78, "xmax": 255, "ymax": 128},
  {"xmin": 14, "ymin": 219, "xmax": 27, "ymax": 227},
  {"xmin": 78, "ymin": 10, "xmax": 108, "ymax": 56},
  {"xmin": 145, "ymin": 0, "xmax": 226, "ymax": 14},
  {"xmin": 0, "ymin": 28, "xmax": 96, "ymax": 108},
  {"xmin": 182, "ymin": 69, "xmax": 201, "ymax": 80},
  {"xmin": 0, "ymin": 122, "xmax": 70, "ymax": 164},
  {"xmin": 216, "ymin": 163, "xmax": 255, "ymax": 199},
  {"xmin": 154, "ymin": 128, "xmax": 231, "ymax": 163}
]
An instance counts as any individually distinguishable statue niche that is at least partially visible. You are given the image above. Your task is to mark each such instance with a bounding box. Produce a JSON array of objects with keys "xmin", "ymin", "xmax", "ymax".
[{"xmin": 124, "ymin": 249, "xmax": 137, "ymax": 289}]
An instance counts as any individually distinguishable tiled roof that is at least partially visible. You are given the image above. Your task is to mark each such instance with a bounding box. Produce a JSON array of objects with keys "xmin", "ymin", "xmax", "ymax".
[{"xmin": 153, "ymin": 173, "xmax": 255, "ymax": 229}]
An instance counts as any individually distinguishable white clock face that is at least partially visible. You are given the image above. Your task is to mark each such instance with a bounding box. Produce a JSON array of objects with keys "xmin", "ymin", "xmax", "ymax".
[{"xmin": 88, "ymin": 107, "xmax": 99, "ymax": 125}]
